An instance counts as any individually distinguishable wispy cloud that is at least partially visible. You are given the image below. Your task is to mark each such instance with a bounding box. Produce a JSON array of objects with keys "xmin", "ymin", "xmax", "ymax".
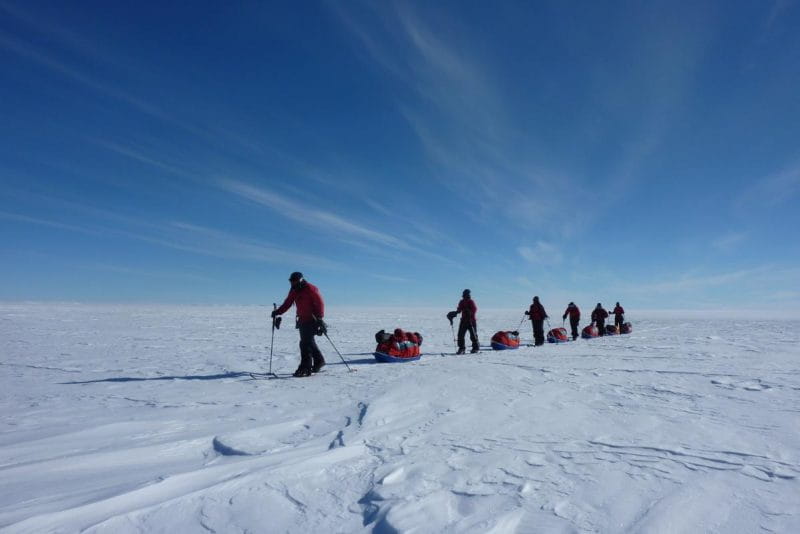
[
  {"xmin": 81, "ymin": 262, "xmax": 214, "ymax": 282},
  {"xmin": 518, "ymin": 242, "xmax": 563, "ymax": 266},
  {"xmin": 370, "ymin": 273, "xmax": 409, "ymax": 283},
  {"xmin": 0, "ymin": 30, "xmax": 171, "ymax": 122},
  {"xmin": 1, "ymin": 195, "xmax": 339, "ymax": 270},
  {"xmin": 219, "ymin": 179, "xmax": 465, "ymax": 267},
  {"xmin": 165, "ymin": 222, "xmax": 341, "ymax": 269},
  {"xmin": 330, "ymin": 2, "xmax": 694, "ymax": 240},
  {"xmin": 711, "ymin": 232, "xmax": 748, "ymax": 252},
  {"xmin": 617, "ymin": 265, "xmax": 800, "ymax": 296},
  {"xmin": 0, "ymin": 210, "xmax": 100, "ymax": 235},
  {"xmin": 738, "ymin": 160, "xmax": 800, "ymax": 209},
  {"xmin": 219, "ymin": 179, "xmax": 406, "ymax": 248},
  {"xmin": 89, "ymin": 138, "xmax": 200, "ymax": 182}
]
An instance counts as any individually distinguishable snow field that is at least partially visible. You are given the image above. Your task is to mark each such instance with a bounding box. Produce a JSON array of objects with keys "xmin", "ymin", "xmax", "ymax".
[{"xmin": 0, "ymin": 303, "xmax": 798, "ymax": 533}]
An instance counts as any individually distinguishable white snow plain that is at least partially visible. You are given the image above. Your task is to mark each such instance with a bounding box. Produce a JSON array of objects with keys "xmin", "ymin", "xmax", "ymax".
[{"xmin": 1, "ymin": 303, "xmax": 798, "ymax": 533}]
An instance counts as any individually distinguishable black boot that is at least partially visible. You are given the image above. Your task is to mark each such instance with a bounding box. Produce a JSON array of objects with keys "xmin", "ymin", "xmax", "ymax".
[
  {"xmin": 294, "ymin": 354, "xmax": 313, "ymax": 377},
  {"xmin": 293, "ymin": 366, "xmax": 311, "ymax": 377},
  {"xmin": 456, "ymin": 347, "xmax": 466, "ymax": 355},
  {"xmin": 312, "ymin": 356, "xmax": 326, "ymax": 373}
]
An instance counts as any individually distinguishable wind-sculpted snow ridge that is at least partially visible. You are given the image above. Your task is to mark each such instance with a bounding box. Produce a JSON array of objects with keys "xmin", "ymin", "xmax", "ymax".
[{"xmin": 0, "ymin": 303, "xmax": 798, "ymax": 532}]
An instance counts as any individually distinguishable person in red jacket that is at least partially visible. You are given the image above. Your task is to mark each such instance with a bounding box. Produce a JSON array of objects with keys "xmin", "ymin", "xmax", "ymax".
[
  {"xmin": 613, "ymin": 302, "xmax": 625, "ymax": 331},
  {"xmin": 562, "ymin": 302, "xmax": 581, "ymax": 340},
  {"xmin": 591, "ymin": 303, "xmax": 609, "ymax": 336},
  {"xmin": 447, "ymin": 289, "xmax": 479, "ymax": 354},
  {"xmin": 525, "ymin": 296, "xmax": 548, "ymax": 346},
  {"xmin": 271, "ymin": 272, "xmax": 326, "ymax": 377}
]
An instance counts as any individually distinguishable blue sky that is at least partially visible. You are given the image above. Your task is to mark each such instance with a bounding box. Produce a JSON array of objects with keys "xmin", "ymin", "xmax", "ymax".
[{"xmin": 1, "ymin": 0, "xmax": 799, "ymax": 310}]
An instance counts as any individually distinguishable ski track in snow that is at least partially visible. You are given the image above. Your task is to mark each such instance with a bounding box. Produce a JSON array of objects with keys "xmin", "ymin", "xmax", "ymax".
[{"xmin": 0, "ymin": 304, "xmax": 798, "ymax": 533}]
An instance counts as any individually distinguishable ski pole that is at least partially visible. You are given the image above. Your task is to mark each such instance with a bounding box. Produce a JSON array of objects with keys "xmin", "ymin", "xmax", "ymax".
[
  {"xmin": 516, "ymin": 313, "xmax": 526, "ymax": 331},
  {"xmin": 449, "ymin": 318, "xmax": 457, "ymax": 349},
  {"xmin": 268, "ymin": 303, "xmax": 276, "ymax": 375},
  {"xmin": 313, "ymin": 315, "xmax": 355, "ymax": 372},
  {"xmin": 322, "ymin": 331, "xmax": 355, "ymax": 372}
]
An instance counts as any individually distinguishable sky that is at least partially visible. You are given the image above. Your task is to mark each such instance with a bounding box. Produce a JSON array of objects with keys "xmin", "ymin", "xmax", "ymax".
[{"xmin": 1, "ymin": 0, "xmax": 799, "ymax": 311}]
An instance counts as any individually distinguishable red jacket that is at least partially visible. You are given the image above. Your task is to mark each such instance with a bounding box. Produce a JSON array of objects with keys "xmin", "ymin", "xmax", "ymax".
[
  {"xmin": 591, "ymin": 308, "xmax": 609, "ymax": 323},
  {"xmin": 613, "ymin": 306, "xmax": 625, "ymax": 317},
  {"xmin": 276, "ymin": 281, "xmax": 324, "ymax": 324},
  {"xmin": 563, "ymin": 305, "xmax": 580, "ymax": 320},
  {"xmin": 457, "ymin": 298, "xmax": 477, "ymax": 323},
  {"xmin": 529, "ymin": 302, "xmax": 548, "ymax": 321}
]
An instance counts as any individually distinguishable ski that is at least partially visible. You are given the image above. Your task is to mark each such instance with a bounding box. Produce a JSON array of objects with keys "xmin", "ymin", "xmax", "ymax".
[
  {"xmin": 250, "ymin": 369, "xmax": 327, "ymax": 380},
  {"xmin": 249, "ymin": 372, "xmax": 282, "ymax": 380}
]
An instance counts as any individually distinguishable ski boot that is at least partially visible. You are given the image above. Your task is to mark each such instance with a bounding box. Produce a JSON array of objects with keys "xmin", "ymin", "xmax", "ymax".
[
  {"xmin": 456, "ymin": 347, "xmax": 466, "ymax": 355},
  {"xmin": 293, "ymin": 366, "xmax": 312, "ymax": 378},
  {"xmin": 312, "ymin": 356, "xmax": 326, "ymax": 373},
  {"xmin": 470, "ymin": 347, "xmax": 480, "ymax": 354}
]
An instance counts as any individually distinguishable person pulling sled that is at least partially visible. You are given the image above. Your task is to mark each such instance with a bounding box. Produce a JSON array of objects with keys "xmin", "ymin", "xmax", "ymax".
[
  {"xmin": 447, "ymin": 289, "xmax": 479, "ymax": 354},
  {"xmin": 562, "ymin": 302, "xmax": 581, "ymax": 340},
  {"xmin": 613, "ymin": 302, "xmax": 625, "ymax": 331},
  {"xmin": 271, "ymin": 272, "xmax": 326, "ymax": 377},
  {"xmin": 591, "ymin": 303, "xmax": 609, "ymax": 336},
  {"xmin": 525, "ymin": 296, "xmax": 548, "ymax": 346}
]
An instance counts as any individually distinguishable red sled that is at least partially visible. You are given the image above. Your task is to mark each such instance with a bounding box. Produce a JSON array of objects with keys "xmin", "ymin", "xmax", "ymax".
[
  {"xmin": 374, "ymin": 351, "xmax": 421, "ymax": 363},
  {"xmin": 605, "ymin": 325, "xmax": 620, "ymax": 335},
  {"xmin": 491, "ymin": 330, "xmax": 520, "ymax": 350},
  {"xmin": 373, "ymin": 328, "xmax": 423, "ymax": 362},
  {"xmin": 581, "ymin": 325, "xmax": 600, "ymax": 339},
  {"xmin": 547, "ymin": 327, "xmax": 570, "ymax": 343}
]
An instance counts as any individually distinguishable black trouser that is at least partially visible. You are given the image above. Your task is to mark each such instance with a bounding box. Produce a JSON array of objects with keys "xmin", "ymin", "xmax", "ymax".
[
  {"xmin": 569, "ymin": 318, "xmax": 580, "ymax": 340},
  {"xmin": 596, "ymin": 319, "xmax": 605, "ymax": 336},
  {"xmin": 457, "ymin": 320, "xmax": 478, "ymax": 350},
  {"xmin": 532, "ymin": 319, "xmax": 545, "ymax": 346},
  {"xmin": 298, "ymin": 321, "xmax": 324, "ymax": 370},
  {"xmin": 615, "ymin": 315, "xmax": 624, "ymax": 329}
]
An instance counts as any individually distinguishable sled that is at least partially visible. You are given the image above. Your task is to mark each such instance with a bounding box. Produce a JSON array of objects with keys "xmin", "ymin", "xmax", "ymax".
[
  {"xmin": 547, "ymin": 327, "xmax": 570, "ymax": 343},
  {"xmin": 373, "ymin": 328, "xmax": 422, "ymax": 362},
  {"xmin": 581, "ymin": 325, "xmax": 600, "ymax": 339},
  {"xmin": 490, "ymin": 330, "xmax": 520, "ymax": 350},
  {"xmin": 620, "ymin": 322, "xmax": 632, "ymax": 334},
  {"xmin": 605, "ymin": 325, "xmax": 620, "ymax": 335},
  {"xmin": 490, "ymin": 342, "xmax": 518, "ymax": 350},
  {"xmin": 373, "ymin": 351, "xmax": 421, "ymax": 363}
]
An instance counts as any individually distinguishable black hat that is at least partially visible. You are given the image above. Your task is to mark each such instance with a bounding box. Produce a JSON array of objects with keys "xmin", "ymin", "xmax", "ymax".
[
  {"xmin": 289, "ymin": 272, "xmax": 304, "ymax": 282},
  {"xmin": 596, "ymin": 302, "xmax": 602, "ymax": 307},
  {"xmin": 568, "ymin": 302, "xmax": 575, "ymax": 306},
  {"xmin": 462, "ymin": 289, "xmax": 471, "ymax": 297}
]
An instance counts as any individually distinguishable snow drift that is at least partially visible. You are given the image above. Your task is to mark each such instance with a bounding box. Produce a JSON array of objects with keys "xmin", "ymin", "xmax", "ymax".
[{"xmin": 0, "ymin": 304, "xmax": 798, "ymax": 533}]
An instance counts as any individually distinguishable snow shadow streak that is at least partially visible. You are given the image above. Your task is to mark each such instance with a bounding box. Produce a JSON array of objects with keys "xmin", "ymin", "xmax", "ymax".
[{"xmin": 60, "ymin": 371, "xmax": 252, "ymax": 384}]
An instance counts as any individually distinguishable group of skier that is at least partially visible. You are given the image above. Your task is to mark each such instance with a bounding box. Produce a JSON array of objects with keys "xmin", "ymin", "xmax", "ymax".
[
  {"xmin": 270, "ymin": 272, "xmax": 627, "ymax": 377},
  {"xmin": 448, "ymin": 291, "xmax": 626, "ymax": 350},
  {"xmin": 560, "ymin": 301, "xmax": 626, "ymax": 341}
]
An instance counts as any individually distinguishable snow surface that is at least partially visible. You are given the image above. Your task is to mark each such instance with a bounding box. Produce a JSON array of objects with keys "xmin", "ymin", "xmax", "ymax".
[{"xmin": 1, "ymin": 303, "xmax": 798, "ymax": 533}]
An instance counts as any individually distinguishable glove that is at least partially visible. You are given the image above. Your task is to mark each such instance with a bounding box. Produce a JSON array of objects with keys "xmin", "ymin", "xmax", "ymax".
[
  {"xmin": 271, "ymin": 310, "xmax": 279, "ymax": 318},
  {"xmin": 315, "ymin": 319, "xmax": 327, "ymax": 336},
  {"xmin": 446, "ymin": 311, "xmax": 457, "ymax": 321},
  {"xmin": 562, "ymin": 315, "xmax": 567, "ymax": 320},
  {"xmin": 524, "ymin": 310, "xmax": 530, "ymax": 315},
  {"xmin": 274, "ymin": 316, "xmax": 282, "ymax": 329}
]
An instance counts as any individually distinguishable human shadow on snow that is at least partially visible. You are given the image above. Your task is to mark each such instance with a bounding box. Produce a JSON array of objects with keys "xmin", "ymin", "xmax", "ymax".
[{"xmin": 59, "ymin": 371, "xmax": 254, "ymax": 384}]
